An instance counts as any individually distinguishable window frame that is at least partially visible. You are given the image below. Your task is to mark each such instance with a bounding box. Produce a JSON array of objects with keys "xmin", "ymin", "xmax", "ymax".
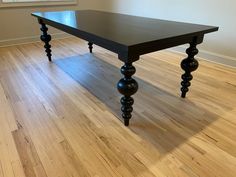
[{"xmin": 0, "ymin": 0, "xmax": 77, "ymax": 8}]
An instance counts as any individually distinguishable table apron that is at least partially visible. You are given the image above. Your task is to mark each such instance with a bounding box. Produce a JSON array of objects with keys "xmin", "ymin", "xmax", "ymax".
[{"xmin": 128, "ymin": 35, "xmax": 204, "ymax": 58}]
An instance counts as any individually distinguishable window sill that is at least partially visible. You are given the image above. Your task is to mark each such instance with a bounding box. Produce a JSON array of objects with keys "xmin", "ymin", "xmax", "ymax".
[{"xmin": 0, "ymin": 0, "xmax": 77, "ymax": 8}]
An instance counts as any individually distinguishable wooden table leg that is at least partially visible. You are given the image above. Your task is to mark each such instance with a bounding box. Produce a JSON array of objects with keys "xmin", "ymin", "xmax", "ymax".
[
  {"xmin": 38, "ymin": 19, "xmax": 52, "ymax": 62},
  {"xmin": 180, "ymin": 41, "xmax": 199, "ymax": 98},
  {"xmin": 88, "ymin": 42, "xmax": 93, "ymax": 53},
  {"xmin": 117, "ymin": 62, "xmax": 138, "ymax": 126}
]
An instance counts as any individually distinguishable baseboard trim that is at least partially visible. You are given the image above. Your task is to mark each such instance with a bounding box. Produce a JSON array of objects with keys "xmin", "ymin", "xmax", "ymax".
[
  {"xmin": 0, "ymin": 32, "xmax": 70, "ymax": 48},
  {"xmin": 1, "ymin": 34, "xmax": 236, "ymax": 68},
  {"xmin": 168, "ymin": 46, "xmax": 236, "ymax": 68}
]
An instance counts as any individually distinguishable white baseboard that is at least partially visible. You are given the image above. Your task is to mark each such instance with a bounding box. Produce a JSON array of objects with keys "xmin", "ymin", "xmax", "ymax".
[
  {"xmin": 1, "ymin": 34, "xmax": 236, "ymax": 68},
  {"xmin": 168, "ymin": 45, "xmax": 236, "ymax": 68},
  {"xmin": 0, "ymin": 32, "xmax": 70, "ymax": 48}
]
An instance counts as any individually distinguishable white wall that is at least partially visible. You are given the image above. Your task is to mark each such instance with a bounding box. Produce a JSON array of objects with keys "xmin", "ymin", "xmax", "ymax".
[
  {"xmin": 0, "ymin": 6, "xmax": 76, "ymax": 44},
  {"xmin": 0, "ymin": 0, "xmax": 236, "ymax": 60},
  {"xmin": 0, "ymin": 1, "xmax": 108, "ymax": 44},
  {"xmin": 80, "ymin": 0, "xmax": 236, "ymax": 60}
]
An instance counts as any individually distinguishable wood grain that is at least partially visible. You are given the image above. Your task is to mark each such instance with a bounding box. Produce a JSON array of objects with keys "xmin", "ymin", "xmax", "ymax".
[{"xmin": 0, "ymin": 37, "xmax": 235, "ymax": 177}]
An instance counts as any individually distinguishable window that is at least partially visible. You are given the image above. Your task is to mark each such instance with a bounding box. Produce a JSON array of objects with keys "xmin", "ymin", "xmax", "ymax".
[
  {"xmin": 2, "ymin": 0, "xmax": 72, "ymax": 2},
  {"xmin": 0, "ymin": 0, "xmax": 77, "ymax": 8}
]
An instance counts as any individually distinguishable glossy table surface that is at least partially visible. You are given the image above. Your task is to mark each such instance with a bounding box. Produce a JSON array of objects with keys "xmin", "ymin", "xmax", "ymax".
[{"xmin": 32, "ymin": 10, "xmax": 218, "ymax": 48}]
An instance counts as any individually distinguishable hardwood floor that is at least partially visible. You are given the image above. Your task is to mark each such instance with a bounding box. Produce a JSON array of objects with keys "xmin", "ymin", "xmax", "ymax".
[{"xmin": 0, "ymin": 37, "xmax": 235, "ymax": 177}]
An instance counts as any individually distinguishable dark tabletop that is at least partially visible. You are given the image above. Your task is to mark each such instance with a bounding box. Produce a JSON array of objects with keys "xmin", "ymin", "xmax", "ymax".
[{"xmin": 32, "ymin": 10, "xmax": 218, "ymax": 47}]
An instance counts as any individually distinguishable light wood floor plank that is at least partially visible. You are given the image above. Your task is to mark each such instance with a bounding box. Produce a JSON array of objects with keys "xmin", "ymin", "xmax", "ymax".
[{"xmin": 0, "ymin": 37, "xmax": 235, "ymax": 177}]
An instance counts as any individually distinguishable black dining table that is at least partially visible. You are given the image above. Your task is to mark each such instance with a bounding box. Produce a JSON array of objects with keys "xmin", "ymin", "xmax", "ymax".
[{"xmin": 32, "ymin": 10, "xmax": 218, "ymax": 126}]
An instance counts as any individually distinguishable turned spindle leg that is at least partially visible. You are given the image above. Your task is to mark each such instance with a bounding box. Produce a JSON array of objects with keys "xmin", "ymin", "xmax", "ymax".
[
  {"xmin": 88, "ymin": 42, "xmax": 93, "ymax": 53},
  {"xmin": 117, "ymin": 63, "xmax": 138, "ymax": 126},
  {"xmin": 180, "ymin": 41, "xmax": 199, "ymax": 98},
  {"xmin": 38, "ymin": 19, "xmax": 52, "ymax": 62}
]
